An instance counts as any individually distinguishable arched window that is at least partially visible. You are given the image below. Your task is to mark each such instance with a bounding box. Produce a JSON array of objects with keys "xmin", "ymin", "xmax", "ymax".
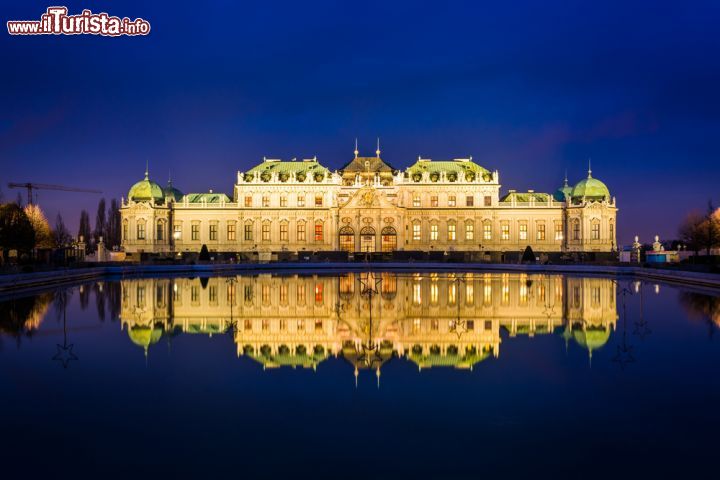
[
  {"xmin": 339, "ymin": 226, "xmax": 354, "ymax": 252},
  {"xmin": 360, "ymin": 226, "xmax": 375, "ymax": 252},
  {"xmin": 381, "ymin": 226, "xmax": 397, "ymax": 252}
]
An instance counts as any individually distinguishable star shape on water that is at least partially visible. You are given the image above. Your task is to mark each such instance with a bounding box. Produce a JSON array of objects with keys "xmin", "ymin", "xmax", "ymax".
[
  {"xmin": 633, "ymin": 320, "xmax": 652, "ymax": 340},
  {"xmin": 612, "ymin": 344, "xmax": 634, "ymax": 370},
  {"xmin": 52, "ymin": 343, "xmax": 78, "ymax": 369},
  {"xmin": 449, "ymin": 319, "xmax": 468, "ymax": 339}
]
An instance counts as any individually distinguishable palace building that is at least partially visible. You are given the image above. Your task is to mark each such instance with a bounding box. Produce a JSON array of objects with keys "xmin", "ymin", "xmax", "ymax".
[{"xmin": 120, "ymin": 145, "xmax": 617, "ymax": 256}]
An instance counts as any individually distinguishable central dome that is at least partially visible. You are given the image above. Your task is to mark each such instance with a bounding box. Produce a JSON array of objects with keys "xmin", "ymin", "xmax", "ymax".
[
  {"xmin": 571, "ymin": 169, "xmax": 610, "ymax": 201},
  {"xmin": 128, "ymin": 170, "xmax": 164, "ymax": 203}
]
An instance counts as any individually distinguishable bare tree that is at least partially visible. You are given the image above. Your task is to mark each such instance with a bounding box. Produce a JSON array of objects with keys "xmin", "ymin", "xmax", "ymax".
[
  {"xmin": 54, "ymin": 213, "xmax": 72, "ymax": 247},
  {"xmin": 78, "ymin": 210, "xmax": 92, "ymax": 253}
]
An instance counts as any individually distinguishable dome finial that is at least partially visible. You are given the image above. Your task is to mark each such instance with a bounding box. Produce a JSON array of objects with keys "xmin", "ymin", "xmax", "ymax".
[
  {"xmin": 354, "ymin": 138, "xmax": 359, "ymax": 158},
  {"xmin": 376, "ymin": 137, "xmax": 381, "ymax": 158},
  {"xmin": 587, "ymin": 158, "xmax": 592, "ymax": 178},
  {"xmin": 145, "ymin": 160, "xmax": 149, "ymax": 180},
  {"xmin": 563, "ymin": 169, "xmax": 569, "ymax": 187},
  {"xmin": 168, "ymin": 169, "xmax": 172, "ymax": 186}
]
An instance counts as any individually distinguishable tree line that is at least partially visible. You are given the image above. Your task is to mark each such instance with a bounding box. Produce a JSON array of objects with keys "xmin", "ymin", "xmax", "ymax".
[
  {"xmin": 0, "ymin": 195, "xmax": 121, "ymax": 261},
  {"xmin": 678, "ymin": 200, "xmax": 720, "ymax": 256}
]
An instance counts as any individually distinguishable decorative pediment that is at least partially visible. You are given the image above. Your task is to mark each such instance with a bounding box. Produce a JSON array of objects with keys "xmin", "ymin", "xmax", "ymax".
[{"xmin": 339, "ymin": 187, "xmax": 395, "ymax": 211}]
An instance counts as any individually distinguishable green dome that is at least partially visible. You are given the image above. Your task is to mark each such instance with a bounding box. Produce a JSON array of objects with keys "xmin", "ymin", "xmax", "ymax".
[
  {"xmin": 128, "ymin": 171, "xmax": 164, "ymax": 203},
  {"xmin": 572, "ymin": 326, "xmax": 611, "ymax": 352},
  {"xmin": 128, "ymin": 325, "xmax": 163, "ymax": 350},
  {"xmin": 571, "ymin": 171, "xmax": 610, "ymax": 201},
  {"xmin": 553, "ymin": 176, "xmax": 573, "ymax": 202},
  {"xmin": 163, "ymin": 181, "xmax": 184, "ymax": 202}
]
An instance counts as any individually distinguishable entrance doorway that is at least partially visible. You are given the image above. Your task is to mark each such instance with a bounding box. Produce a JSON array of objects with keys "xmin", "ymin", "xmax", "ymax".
[
  {"xmin": 381, "ymin": 226, "xmax": 397, "ymax": 252},
  {"xmin": 360, "ymin": 226, "xmax": 376, "ymax": 253},
  {"xmin": 339, "ymin": 226, "xmax": 354, "ymax": 252}
]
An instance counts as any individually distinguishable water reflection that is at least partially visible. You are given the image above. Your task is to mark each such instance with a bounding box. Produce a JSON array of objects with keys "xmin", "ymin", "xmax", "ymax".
[{"xmin": 117, "ymin": 273, "xmax": 619, "ymax": 372}]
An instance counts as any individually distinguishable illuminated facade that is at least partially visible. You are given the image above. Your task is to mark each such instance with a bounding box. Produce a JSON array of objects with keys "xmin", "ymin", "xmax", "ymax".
[
  {"xmin": 120, "ymin": 147, "xmax": 617, "ymax": 255},
  {"xmin": 119, "ymin": 273, "xmax": 618, "ymax": 372}
]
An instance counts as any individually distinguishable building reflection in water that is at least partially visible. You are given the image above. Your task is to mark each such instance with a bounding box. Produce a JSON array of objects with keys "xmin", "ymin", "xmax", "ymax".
[{"xmin": 119, "ymin": 273, "xmax": 618, "ymax": 373}]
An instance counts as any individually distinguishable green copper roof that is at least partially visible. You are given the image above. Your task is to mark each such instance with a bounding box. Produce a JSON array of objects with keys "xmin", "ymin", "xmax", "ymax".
[
  {"xmin": 406, "ymin": 159, "xmax": 491, "ymax": 182},
  {"xmin": 128, "ymin": 172, "xmax": 164, "ymax": 202},
  {"xmin": 244, "ymin": 158, "xmax": 330, "ymax": 182},
  {"xmin": 163, "ymin": 181, "xmax": 184, "ymax": 202},
  {"xmin": 571, "ymin": 171, "xmax": 610, "ymax": 201},
  {"xmin": 407, "ymin": 350, "xmax": 491, "ymax": 369},
  {"xmin": 572, "ymin": 325, "xmax": 611, "ymax": 351},
  {"xmin": 554, "ymin": 176, "xmax": 573, "ymax": 202},
  {"xmin": 183, "ymin": 193, "xmax": 231, "ymax": 203},
  {"xmin": 500, "ymin": 191, "xmax": 552, "ymax": 203},
  {"xmin": 128, "ymin": 325, "xmax": 163, "ymax": 350}
]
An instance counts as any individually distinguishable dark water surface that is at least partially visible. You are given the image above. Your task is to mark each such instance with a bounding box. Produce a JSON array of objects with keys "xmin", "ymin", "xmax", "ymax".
[{"xmin": 1, "ymin": 272, "xmax": 719, "ymax": 477}]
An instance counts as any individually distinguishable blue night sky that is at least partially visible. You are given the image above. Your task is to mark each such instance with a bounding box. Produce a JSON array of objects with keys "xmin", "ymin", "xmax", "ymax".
[{"xmin": 1, "ymin": 0, "xmax": 719, "ymax": 243}]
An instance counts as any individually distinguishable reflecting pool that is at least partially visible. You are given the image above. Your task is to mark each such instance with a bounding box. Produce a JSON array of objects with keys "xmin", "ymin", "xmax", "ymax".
[{"xmin": 1, "ymin": 272, "xmax": 719, "ymax": 477}]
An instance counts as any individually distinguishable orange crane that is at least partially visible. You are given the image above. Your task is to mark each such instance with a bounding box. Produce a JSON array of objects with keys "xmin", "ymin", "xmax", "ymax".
[{"xmin": 8, "ymin": 182, "xmax": 102, "ymax": 205}]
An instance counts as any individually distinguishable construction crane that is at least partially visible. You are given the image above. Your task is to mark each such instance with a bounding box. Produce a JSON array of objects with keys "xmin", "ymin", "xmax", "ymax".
[{"xmin": 8, "ymin": 182, "xmax": 102, "ymax": 205}]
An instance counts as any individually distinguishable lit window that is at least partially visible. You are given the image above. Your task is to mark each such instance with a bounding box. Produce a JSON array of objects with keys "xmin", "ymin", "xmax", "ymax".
[
  {"xmin": 413, "ymin": 223, "xmax": 421, "ymax": 241},
  {"xmin": 555, "ymin": 222, "xmax": 563, "ymax": 241},
  {"xmin": 466, "ymin": 196, "xmax": 474, "ymax": 207},
  {"xmin": 297, "ymin": 194, "xmax": 305, "ymax": 207},
  {"xmin": 314, "ymin": 222, "xmax": 323, "ymax": 242},
  {"xmin": 244, "ymin": 196, "xmax": 252, "ymax": 207},
  {"xmin": 262, "ymin": 223, "xmax": 270, "ymax": 241},
  {"xmin": 280, "ymin": 195, "xmax": 287, "ymax": 207},
  {"xmin": 244, "ymin": 224, "xmax": 253, "ymax": 241},
  {"xmin": 501, "ymin": 223, "xmax": 510, "ymax": 240},
  {"xmin": 519, "ymin": 223, "xmax": 527, "ymax": 241},
  {"xmin": 484, "ymin": 196, "xmax": 492, "ymax": 206},
  {"xmin": 297, "ymin": 222, "xmax": 306, "ymax": 241},
  {"xmin": 173, "ymin": 224, "xmax": 181, "ymax": 240},
  {"xmin": 448, "ymin": 195, "xmax": 456, "ymax": 207},
  {"xmin": 280, "ymin": 223, "xmax": 288, "ymax": 241},
  {"xmin": 537, "ymin": 224, "xmax": 545, "ymax": 241},
  {"xmin": 209, "ymin": 224, "xmax": 218, "ymax": 240},
  {"xmin": 430, "ymin": 224, "xmax": 438, "ymax": 241},
  {"xmin": 297, "ymin": 283, "xmax": 306, "ymax": 305},
  {"xmin": 448, "ymin": 224, "xmax": 456, "ymax": 241},
  {"xmin": 191, "ymin": 224, "xmax": 199, "ymax": 241},
  {"xmin": 315, "ymin": 194, "xmax": 323, "ymax": 207},
  {"xmin": 466, "ymin": 223, "xmax": 474, "ymax": 240},
  {"xmin": 483, "ymin": 223, "xmax": 492, "ymax": 240},
  {"xmin": 315, "ymin": 283, "xmax": 323, "ymax": 303},
  {"xmin": 262, "ymin": 195, "xmax": 270, "ymax": 207},
  {"xmin": 413, "ymin": 195, "xmax": 421, "ymax": 207},
  {"xmin": 431, "ymin": 195, "xmax": 438, "ymax": 207},
  {"xmin": 227, "ymin": 223, "xmax": 236, "ymax": 241}
]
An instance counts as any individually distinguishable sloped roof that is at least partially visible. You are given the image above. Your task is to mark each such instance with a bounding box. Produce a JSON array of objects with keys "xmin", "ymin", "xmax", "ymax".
[
  {"xmin": 340, "ymin": 156, "xmax": 396, "ymax": 174},
  {"xmin": 406, "ymin": 159, "xmax": 491, "ymax": 181},
  {"xmin": 183, "ymin": 193, "xmax": 231, "ymax": 203}
]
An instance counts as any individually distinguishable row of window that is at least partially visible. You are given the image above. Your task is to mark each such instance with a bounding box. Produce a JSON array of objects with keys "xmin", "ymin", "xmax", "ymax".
[
  {"xmin": 174, "ymin": 221, "xmax": 325, "ymax": 242},
  {"xmin": 411, "ymin": 222, "xmax": 564, "ymax": 242},
  {"xmin": 411, "ymin": 194, "xmax": 492, "ymax": 208},
  {"xmin": 244, "ymin": 194, "xmax": 324, "ymax": 208},
  {"xmin": 128, "ymin": 219, "xmax": 612, "ymax": 243}
]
